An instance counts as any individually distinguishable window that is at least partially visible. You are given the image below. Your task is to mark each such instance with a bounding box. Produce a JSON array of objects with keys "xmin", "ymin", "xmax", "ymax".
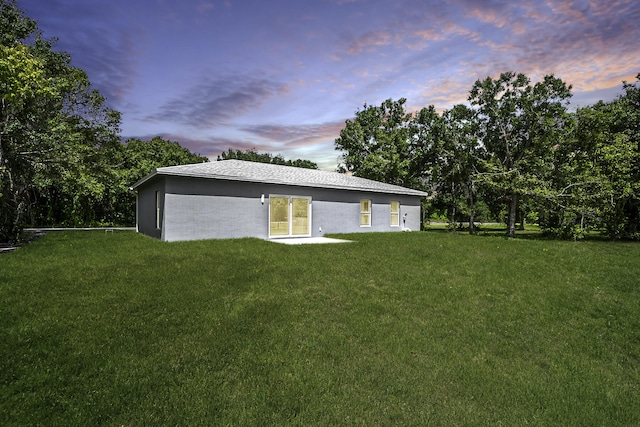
[
  {"xmin": 155, "ymin": 190, "xmax": 161, "ymax": 229},
  {"xmin": 360, "ymin": 199, "xmax": 371, "ymax": 227},
  {"xmin": 390, "ymin": 201, "xmax": 400, "ymax": 226}
]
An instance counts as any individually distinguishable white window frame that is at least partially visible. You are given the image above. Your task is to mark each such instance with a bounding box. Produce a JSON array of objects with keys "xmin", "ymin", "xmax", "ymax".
[
  {"xmin": 360, "ymin": 199, "xmax": 372, "ymax": 227},
  {"xmin": 155, "ymin": 190, "xmax": 161, "ymax": 229}
]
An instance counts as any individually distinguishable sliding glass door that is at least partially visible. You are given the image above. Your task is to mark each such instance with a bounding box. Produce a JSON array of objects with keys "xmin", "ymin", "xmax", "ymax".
[
  {"xmin": 269, "ymin": 196, "xmax": 290, "ymax": 236},
  {"xmin": 269, "ymin": 196, "xmax": 311, "ymax": 237}
]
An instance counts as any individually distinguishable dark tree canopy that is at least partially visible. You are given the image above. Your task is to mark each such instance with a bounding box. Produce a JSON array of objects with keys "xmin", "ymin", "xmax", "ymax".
[
  {"xmin": 1, "ymin": 0, "xmax": 121, "ymax": 241},
  {"xmin": 335, "ymin": 98, "xmax": 417, "ymax": 187},
  {"xmin": 218, "ymin": 148, "xmax": 318, "ymax": 169},
  {"xmin": 0, "ymin": 0, "xmax": 208, "ymax": 238},
  {"xmin": 545, "ymin": 73, "xmax": 640, "ymax": 239}
]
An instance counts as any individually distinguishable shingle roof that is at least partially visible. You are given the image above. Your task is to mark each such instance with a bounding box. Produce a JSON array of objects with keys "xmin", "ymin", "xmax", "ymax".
[{"xmin": 131, "ymin": 160, "xmax": 428, "ymax": 197}]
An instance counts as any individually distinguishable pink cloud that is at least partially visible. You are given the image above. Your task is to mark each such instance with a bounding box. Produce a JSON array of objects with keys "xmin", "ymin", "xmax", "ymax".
[
  {"xmin": 544, "ymin": 0, "xmax": 591, "ymax": 25},
  {"xmin": 414, "ymin": 29, "xmax": 443, "ymax": 42},
  {"xmin": 465, "ymin": 7, "xmax": 510, "ymax": 29},
  {"xmin": 413, "ymin": 76, "xmax": 473, "ymax": 111},
  {"xmin": 196, "ymin": 2, "xmax": 214, "ymax": 13},
  {"xmin": 457, "ymin": 0, "xmax": 639, "ymax": 93},
  {"xmin": 347, "ymin": 30, "xmax": 396, "ymax": 54},
  {"xmin": 241, "ymin": 121, "xmax": 345, "ymax": 149}
]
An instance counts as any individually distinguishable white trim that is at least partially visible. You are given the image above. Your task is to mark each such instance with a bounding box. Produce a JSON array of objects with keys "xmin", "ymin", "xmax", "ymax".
[
  {"xmin": 135, "ymin": 192, "xmax": 139, "ymax": 232},
  {"xmin": 155, "ymin": 190, "xmax": 161, "ymax": 230}
]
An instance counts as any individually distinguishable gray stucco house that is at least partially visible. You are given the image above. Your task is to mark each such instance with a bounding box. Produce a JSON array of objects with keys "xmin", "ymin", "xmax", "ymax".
[{"xmin": 130, "ymin": 160, "xmax": 428, "ymax": 242}]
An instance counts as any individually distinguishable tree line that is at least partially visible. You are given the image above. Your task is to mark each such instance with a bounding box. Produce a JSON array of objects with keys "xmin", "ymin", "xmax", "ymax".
[
  {"xmin": 1, "ymin": 1, "xmax": 314, "ymax": 243},
  {"xmin": 335, "ymin": 71, "xmax": 640, "ymax": 239},
  {"xmin": 0, "ymin": 0, "xmax": 213, "ymax": 242},
  {"xmin": 3, "ymin": 0, "xmax": 638, "ymax": 242},
  {"xmin": 218, "ymin": 148, "xmax": 318, "ymax": 169}
]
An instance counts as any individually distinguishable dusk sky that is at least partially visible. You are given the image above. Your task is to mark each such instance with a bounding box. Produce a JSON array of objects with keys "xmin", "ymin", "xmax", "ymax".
[{"xmin": 20, "ymin": 0, "xmax": 640, "ymax": 170}]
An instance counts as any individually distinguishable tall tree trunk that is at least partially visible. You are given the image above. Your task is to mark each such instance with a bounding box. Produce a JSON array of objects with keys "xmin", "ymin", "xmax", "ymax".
[
  {"xmin": 449, "ymin": 182, "xmax": 456, "ymax": 230},
  {"xmin": 450, "ymin": 204, "xmax": 456, "ymax": 230},
  {"xmin": 507, "ymin": 193, "xmax": 518, "ymax": 238},
  {"xmin": 468, "ymin": 183, "xmax": 475, "ymax": 234},
  {"xmin": 0, "ymin": 105, "xmax": 12, "ymax": 242}
]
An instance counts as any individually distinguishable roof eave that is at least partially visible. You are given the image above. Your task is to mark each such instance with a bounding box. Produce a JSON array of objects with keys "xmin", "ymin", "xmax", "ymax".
[{"xmin": 130, "ymin": 170, "xmax": 160, "ymax": 191}]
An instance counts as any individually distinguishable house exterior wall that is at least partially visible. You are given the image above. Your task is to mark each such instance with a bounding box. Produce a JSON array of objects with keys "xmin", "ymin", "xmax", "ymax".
[
  {"xmin": 163, "ymin": 193, "xmax": 267, "ymax": 241},
  {"xmin": 136, "ymin": 175, "xmax": 422, "ymax": 241}
]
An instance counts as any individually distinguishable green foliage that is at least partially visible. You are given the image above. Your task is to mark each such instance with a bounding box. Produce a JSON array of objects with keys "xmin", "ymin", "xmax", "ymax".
[
  {"xmin": 0, "ymin": 0, "xmax": 35, "ymax": 45},
  {"xmin": 218, "ymin": 147, "xmax": 318, "ymax": 169},
  {"xmin": 30, "ymin": 136, "xmax": 208, "ymax": 227},
  {"xmin": 121, "ymin": 137, "xmax": 208, "ymax": 183},
  {"xmin": 541, "ymin": 74, "xmax": 640, "ymax": 240},
  {"xmin": 2, "ymin": 231, "xmax": 639, "ymax": 425},
  {"xmin": 0, "ymin": 43, "xmax": 56, "ymax": 105},
  {"xmin": 335, "ymin": 71, "xmax": 640, "ymax": 240},
  {"xmin": 0, "ymin": 2, "xmax": 210, "ymax": 236},
  {"xmin": 0, "ymin": 0, "xmax": 122, "ymax": 241},
  {"xmin": 335, "ymin": 98, "xmax": 418, "ymax": 187},
  {"xmin": 420, "ymin": 104, "xmax": 484, "ymax": 231},
  {"xmin": 468, "ymin": 72, "xmax": 573, "ymax": 238}
]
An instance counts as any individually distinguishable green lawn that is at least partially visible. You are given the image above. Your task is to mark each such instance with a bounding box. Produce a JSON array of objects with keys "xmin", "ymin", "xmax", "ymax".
[{"xmin": 1, "ymin": 231, "xmax": 639, "ymax": 425}]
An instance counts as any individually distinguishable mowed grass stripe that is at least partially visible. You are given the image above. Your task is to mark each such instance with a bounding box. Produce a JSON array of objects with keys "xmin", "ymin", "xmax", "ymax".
[{"xmin": 1, "ymin": 231, "xmax": 639, "ymax": 425}]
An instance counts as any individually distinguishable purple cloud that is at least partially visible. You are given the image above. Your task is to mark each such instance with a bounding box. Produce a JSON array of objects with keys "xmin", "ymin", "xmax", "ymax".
[
  {"xmin": 459, "ymin": 1, "xmax": 640, "ymax": 89},
  {"xmin": 21, "ymin": 0, "xmax": 142, "ymax": 106},
  {"xmin": 241, "ymin": 121, "xmax": 345, "ymax": 148},
  {"xmin": 146, "ymin": 75, "xmax": 290, "ymax": 128}
]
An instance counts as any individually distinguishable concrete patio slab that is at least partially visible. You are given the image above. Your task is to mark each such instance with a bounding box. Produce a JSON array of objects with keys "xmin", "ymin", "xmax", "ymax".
[{"xmin": 269, "ymin": 237, "xmax": 353, "ymax": 245}]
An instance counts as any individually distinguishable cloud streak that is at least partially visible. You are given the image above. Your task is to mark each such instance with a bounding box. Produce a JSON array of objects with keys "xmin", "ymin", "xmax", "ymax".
[
  {"xmin": 464, "ymin": 0, "xmax": 640, "ymax": 90},
  {"xmin": 21, "ymin": 0, "xmax": 142, "ymax": 106},
  {"xmin": 241, "ymin": 121, "xmax": 345, "ymax": 148},
  {"xmin": 146, "ymin": 75, "xmax": 290, "ymax": 128}
]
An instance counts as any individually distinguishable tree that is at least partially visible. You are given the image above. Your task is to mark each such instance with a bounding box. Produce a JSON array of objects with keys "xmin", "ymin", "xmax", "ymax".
[
  {"xmin": 0, "ymin": 43, "xmax": 57, "ymax": 238},
  {"xmin": 32, "ymin": 136, "xmax": 208, "ymax": 227},
  {"xmin": 218, "ymin": 148, "xmax": 318, "ymax": 169},
  {"xmin": 433, "ymin": 105, "xmax": 483, "ymax": 231},
  {"xmin": 0, "ymin": 2, "xmax": 54, "ymax": 240},
  {"xmin": 0, "ymin": 0, "xmax": 122, "ymax": 240},
  {"xmin": 335, "ymin": 98, "xmax": 420, "ymax": 187},
  {"xmin": 409, "ymin": 105, "xmax": 444, "ymax": 195},
  {"xmin": 468, "ymin": 72, "xmax": 572, "ymax": 238},
  {"xmin": 101, "ymin": 137, "xmax": 208, "ymax": 225},
  {"xmin": 608, "ymin": 73, "xmax": 640, "ymax": 238},
  {"xmin": 545, "ymin": 74, "xmax": 640, "ymax": 239}
]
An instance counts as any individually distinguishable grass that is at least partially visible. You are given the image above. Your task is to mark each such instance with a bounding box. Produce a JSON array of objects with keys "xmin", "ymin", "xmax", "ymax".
[
  {"xmin": 424, "ymin": 221, "xmax": 544, "ymax": 237},
  {"xmin": 1, "ymin": 230, "xmax": 639, "ymax": 425}
]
